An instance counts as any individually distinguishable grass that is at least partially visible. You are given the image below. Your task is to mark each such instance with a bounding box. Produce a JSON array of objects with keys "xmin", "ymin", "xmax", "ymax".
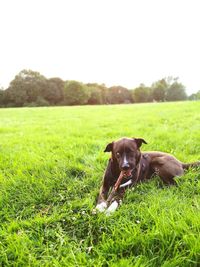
[{"xmin": 0, "ymin": 101, "xmax": 199, "ymax": 266}]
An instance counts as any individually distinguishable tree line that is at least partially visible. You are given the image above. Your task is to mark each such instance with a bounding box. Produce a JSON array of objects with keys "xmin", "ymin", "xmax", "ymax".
[{"xmin": 0, "ymin": 70, "xmax": 199, "ymax": 107}]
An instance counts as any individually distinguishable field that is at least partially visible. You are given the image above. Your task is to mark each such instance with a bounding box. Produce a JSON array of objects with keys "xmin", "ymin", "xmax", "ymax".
[{"xmin": 0, "ymin": 101, "xmax": 200, "ymax": 266}]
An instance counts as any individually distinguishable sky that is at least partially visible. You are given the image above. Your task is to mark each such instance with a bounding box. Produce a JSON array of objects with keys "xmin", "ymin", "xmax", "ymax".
[{"xmin": 0, "ymin": 0, "xmax": 200, "ymax": 95}]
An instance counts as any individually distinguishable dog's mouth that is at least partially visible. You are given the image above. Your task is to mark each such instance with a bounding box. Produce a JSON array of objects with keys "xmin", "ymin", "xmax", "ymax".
[
  {"xmin": 121, "ymin": 169, "xmax": 133, "ymax": 178},
  {"xmin": 114, "ymin": 169, "xmax": 133, "ymax": 191}
]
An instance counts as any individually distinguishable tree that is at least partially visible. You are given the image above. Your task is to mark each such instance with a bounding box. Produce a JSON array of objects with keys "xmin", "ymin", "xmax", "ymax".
[
  {"xmin": 0, "ymin": 89, "xmax": 4, "ymax": 106},
  {"xmin": 43, "ymin": 78, "xmax": 64, "ymax": 105},
  {"xmin": 195, "ymin": 90, "xmax": 200, "ymax": 99},
  {"xmin": 165, "ymin": 80, "xmax": 187, "ymax": 101},
  {"xmin": 188, "ymin": 90, "xmax": 200, "ymax": 100},
  {"xmin": 4, "ymin": 85, "xmax": 28, "ymax": 106},
  {"xmin": 151, "ymin": 79, "xmax": 168, "ymax": 101},
  {"xmin": 6, "ymin": 69, "xmax": 47, "ymax": 106},
  {"xmin": 87, "ymin": 83, "xmax": 104, "ymax": 104},
  {"xmin": 132, "ymin": 84, "xmax": 152, "ymax": 103},
  {"xmin": 64, "ymin": 81, "xmax": 91, "ymax": 105},
  {"xmin": 151, "ymin": 77, "xmax": 187, "ymax": 102},
  {"xmin": 97, "ymin": 84, "xmax": 109, "ymax": 104},
  {"xmin": 107, "ymin": 86, "xmax": 132, "ymax": 104},
  {"xmin": 87, "ymin": 83, "xmax": 110, "ymax": 104}
]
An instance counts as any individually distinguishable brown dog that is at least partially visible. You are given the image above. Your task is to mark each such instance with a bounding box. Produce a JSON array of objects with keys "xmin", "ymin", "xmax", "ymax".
[{"xmin": 95, "ymin": 137, "xmax": 200, "ymax": 214}]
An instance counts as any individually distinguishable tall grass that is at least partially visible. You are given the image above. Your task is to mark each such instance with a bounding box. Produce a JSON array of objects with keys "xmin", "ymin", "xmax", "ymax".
[{"xmin": 0, "ymin": 101, "xmax": 199, "ymax": 266}]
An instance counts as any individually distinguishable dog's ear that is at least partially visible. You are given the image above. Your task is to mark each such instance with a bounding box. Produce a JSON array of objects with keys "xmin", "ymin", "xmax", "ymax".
[
  {"xmin": 133, "ymin": 138, "xmax": 147, "ymax": 148},
  {"xmin": 104, "ymin": 142, "xmax": 113, "ymax": 152}
]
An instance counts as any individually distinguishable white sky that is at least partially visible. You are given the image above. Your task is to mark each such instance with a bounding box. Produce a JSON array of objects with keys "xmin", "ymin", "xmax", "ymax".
[{"xmin": 0, "ymin": 0, "xmax": 200, "ymax": 94}]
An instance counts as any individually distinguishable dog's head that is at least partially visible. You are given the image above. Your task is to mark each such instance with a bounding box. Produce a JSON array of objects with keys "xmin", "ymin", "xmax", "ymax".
[{"xmin": 104, "ymin": 137, "xmax": 147, "ymax": 174}]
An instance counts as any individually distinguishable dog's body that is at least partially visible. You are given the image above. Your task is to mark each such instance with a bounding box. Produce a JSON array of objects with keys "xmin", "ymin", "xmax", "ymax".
[{"xmin": 96, "ymin": 137, "xmax": 200, "ymax": 214}]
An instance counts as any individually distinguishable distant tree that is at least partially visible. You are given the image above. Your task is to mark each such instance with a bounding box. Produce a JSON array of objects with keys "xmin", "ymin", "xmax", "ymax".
[
  {"xmin": 132, "ymin": 84, "xmax": 152, "ymax": 103},
  {"xmin": 87, "ymin": 84, "xmax": 110, "ymax": 104},
  {"xmin": 87, "ymin": 83, "xmax": 104, "ymax": 104},
  {"xmin": 165, "ymin": 80, "xmax": 187, "ymax": 101},
  {"xmin": 188, "ymin": 93, "xmax": 196, "ymax": 100},
  {"xmin": 107, "ymin": 86, "xmax": 132, "ymax": 104},
  {"xmin": 98, "ymin": 84, "xmax": 109, "ymax": 104},
  {"xmin": 0, "ymin": 89, "xmax": 4, "ymax": 106},
  {"xmin": 188, "ymin": 90, "xmax": 200, "ymax": 100},
  {"xmin": 6, "ymin": 69, "xmax": 47, "ymax": 106},
  {"xmin": 196, "ymin": 90, "xmax": 200, "ymax": 99},
  {"xmin": 151, "ymin": 79, "xmax": 168, "ymax": 101},
  {"xmin": 151, "ymin": 77, "xmax": 187, "ymax": 102},
  {"xmin": 64, "ymin": 81, "xmax": 91, "ymax": 105},
  {"xmin": 43, "ymin": 78, "xmax": 64, "ymax": 105},
  {"xmin": 4, "ymin": 84, "xmax": 28, "ymax": 106}
]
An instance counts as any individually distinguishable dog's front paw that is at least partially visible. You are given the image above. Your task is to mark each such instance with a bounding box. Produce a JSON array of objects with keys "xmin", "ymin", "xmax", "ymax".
[
  {"xmin": 105, "ymin": 200, "xmax": 119, "ymax": 216},
  {"xmin": 95, "ymin": 202, "xmax": 108, "ymax": 213}
]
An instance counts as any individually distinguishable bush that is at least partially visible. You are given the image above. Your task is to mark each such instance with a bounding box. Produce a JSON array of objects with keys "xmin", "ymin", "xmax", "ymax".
[{"xmin": 24, "ymin": 96, "xmax": 50, "ymax": 107}]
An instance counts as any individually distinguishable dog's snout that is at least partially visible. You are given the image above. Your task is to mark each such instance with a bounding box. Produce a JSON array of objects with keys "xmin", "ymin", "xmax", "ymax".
[
  {"xmin": 121, "ymin": 154, "xmax": 130, "ymax": 170},
  {"xmin": 121, "ymin": 163, "xmax": 130, "ymax": 170}
]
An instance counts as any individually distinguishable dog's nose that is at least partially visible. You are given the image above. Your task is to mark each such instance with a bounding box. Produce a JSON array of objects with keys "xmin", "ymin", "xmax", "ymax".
[{"xmin": 121, "ymin": 163, "xmax": 130, "ymax": 170}]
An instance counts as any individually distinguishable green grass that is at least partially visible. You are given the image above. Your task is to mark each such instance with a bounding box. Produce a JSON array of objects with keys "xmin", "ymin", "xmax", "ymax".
[{"xmin": 0, "ymin": 101, "xmax": 200, "ymax": 266}]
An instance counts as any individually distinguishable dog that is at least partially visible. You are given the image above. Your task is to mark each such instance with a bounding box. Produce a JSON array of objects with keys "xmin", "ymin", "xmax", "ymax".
[{"xmin": 95, "ymin": 137, "xmax": 200, "ymax": 214}]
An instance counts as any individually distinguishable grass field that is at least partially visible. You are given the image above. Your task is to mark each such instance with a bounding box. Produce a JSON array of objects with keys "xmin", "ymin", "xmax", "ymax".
[{"xmin": 0, "ymin": 101, "xmax": 200, "ymax": 266}]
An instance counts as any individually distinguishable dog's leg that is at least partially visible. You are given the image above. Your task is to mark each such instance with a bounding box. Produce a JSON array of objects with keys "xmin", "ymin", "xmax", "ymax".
[
  {"xmin": 105, "ymin": 187, "xmax": 126, "ymax": 215},
  {"xmin": 96, "ymin": 162, "xmax": 114, "ymax": 212},
  {"xmin": 96, "ymin": 184, "xmax": 109, "ymax": 212},
  {"xmin": 95, "ymin": 158, "xmax": 120, "ymax": 212},
  {"xmin": 160, "ymin": 175, "xmax": 177, "ymax": 185},
  {"xmin": 153, "ymin": 159, "xmax": 184, "ymax": 185}
]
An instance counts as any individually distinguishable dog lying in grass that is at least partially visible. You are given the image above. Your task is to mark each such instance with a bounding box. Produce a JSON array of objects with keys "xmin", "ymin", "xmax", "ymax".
[{"xmin": 95, "ymin": 137, "xmax": 200, "ymax": 215}]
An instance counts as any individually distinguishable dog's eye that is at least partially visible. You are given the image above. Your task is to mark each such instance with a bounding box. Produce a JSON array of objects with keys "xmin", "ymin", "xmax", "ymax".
[{"xmin": 116, "ymin": 152, "xmax": 120, "ymax": 158}]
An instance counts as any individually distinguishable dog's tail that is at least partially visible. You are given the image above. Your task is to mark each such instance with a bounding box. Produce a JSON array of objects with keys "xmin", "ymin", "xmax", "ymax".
[{"xmin": 182, "ymin": 161, "xmax": 200, "ymax": 170}]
